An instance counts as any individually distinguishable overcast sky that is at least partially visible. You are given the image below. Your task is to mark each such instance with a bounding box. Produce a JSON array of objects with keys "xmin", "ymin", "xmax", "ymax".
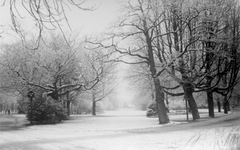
[{"xmin": 0, "ymin": 0, "xmax": 125, "ymax": 42}]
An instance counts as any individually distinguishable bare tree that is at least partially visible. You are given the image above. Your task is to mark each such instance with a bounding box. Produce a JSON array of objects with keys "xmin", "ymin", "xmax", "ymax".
[
  {"xmin": 203, "ymin": 0, "xmax": 240, "ymax": 115},
  {"xmin": 160, "ymin": 0, "xmax": 240, "ymax": 118},
  {"xmin": 82, "ymin": 48, "xmax": 116, "ymax": 116},
  {"xmin": 155, "ymin": 0, "xmax": 205, "ymax": 120},
  {"xmin": 0, "ymin": 35, "xmax": 103, "ymax": 109}
]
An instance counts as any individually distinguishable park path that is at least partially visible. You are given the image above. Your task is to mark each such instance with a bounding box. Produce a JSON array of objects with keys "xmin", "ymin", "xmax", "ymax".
[{"xmin": 0, "ymin": 108, "xmax": 239, "ymax": 150}]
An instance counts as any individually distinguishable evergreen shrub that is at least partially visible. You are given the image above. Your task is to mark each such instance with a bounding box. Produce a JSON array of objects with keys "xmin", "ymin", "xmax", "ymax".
[{"xmin": 26, "ymin": 96, "xmax": 66, "ymax": 124}]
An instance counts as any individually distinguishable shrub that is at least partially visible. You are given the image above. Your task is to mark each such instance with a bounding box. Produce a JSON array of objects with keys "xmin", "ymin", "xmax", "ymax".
[
  {"xmin": 26, "ymin": 97, "xmax": 66, "ymax": 124},
  {"xmin": 146, "ymin": 101, "xmax": 170, "ymax": 117},
  {"xmin": 146, "ymin": 101, "xmax": 158, "ymax": 117}
]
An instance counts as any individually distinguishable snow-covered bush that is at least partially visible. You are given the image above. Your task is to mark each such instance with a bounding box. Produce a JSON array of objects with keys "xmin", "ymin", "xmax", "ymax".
[
  {"xmin": 26, "ymin": 96, "xmax": 66, "ymax": 124},
  {"xmin": 146, "ymin": 101, "xmax": 158, "ymax": 117}
]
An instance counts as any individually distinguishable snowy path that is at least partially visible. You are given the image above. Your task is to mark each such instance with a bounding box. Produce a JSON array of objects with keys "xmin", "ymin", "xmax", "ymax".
[{"xmin": 0, "ymin": 108, "xmax": 239, "ymax": 150}]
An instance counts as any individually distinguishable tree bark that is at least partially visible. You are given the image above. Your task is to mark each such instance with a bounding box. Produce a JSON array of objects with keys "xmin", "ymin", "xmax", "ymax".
[
  {"xmin": 92, "ymin": 101, "xmax": 96, "ymax": 116},
  {"xmin": 165, "ymin": 94, "xmax": 170, "ymax": 113},
  {"xmin": 183, "ymin": 84, "xmax": 200, "ymax": 120},
  {"xmin": 207, "ymin": 91, "xmax": 214, "ymax": 118},
  {"xmin": 67, "ymin": 100, "xmax": 70, "ymax": 116},
  {"xmin": 154, "ymin": 78, "xmax": 170, "ymax": 124},
  {"xmin": 223, "ymin": 102, "xmax": 228, "ymax": 114},
  {"xmin": 142, "ymin": 17, "xmax": 169, "ymax": 124},
  {"xmin": 227, "ymin": 101, "xmax": 230, "ymax": 111},
  {"xmin": 217, "ymin": 101, "xmax": 221, "ymax": 112},
  {"xmin": 223, "ymin": 96, "xmax": 228, "ymax": 114}
]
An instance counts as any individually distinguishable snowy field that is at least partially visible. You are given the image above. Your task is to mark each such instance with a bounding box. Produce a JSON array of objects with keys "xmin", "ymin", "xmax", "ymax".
[{"xmin": 0, "ymin": 107, "xmax": 239, "ymax": 150}]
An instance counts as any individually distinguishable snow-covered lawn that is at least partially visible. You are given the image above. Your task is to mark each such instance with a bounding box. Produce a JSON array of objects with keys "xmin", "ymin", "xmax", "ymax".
[{"xmin": 0, "ymin": 108, "xmax": 238, "ymax": 150}]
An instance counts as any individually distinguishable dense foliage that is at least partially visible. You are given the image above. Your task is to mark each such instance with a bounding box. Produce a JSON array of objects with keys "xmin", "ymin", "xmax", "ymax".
[{"xmin": 26, "ymin": 96, "xmax": 66, "ymax": 124}]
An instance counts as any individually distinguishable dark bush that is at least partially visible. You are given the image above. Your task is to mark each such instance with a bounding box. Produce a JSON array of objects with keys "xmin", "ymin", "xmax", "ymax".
[{"xmin": 26, "ymin": 97, "xmax": 66, "ymax": 124}]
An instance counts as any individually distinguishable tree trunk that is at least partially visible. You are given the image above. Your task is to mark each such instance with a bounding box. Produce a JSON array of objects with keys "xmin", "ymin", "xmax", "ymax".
[
  {"xmin": 154, "ymin": 78, "xmax": 170, "ymax": 124},
  {"xmin": 183, "ymin": 84, "xmax": 200, "ymax": 120},
  {"xmin": 223, "ymin": 96, "xmax": 228, "ymax": 114},
  {"xmin": 217, "ymin": 101, "xmax": 221, "ymax": 112},
  {"xmin": 0, "ymin": 103, "xmax": 3, "ymax": 112},
  {"xmin": 67, "ymin": 100, "xmax": 70, "ymax": 116},
  {"xmin": 92, "ymin": 101, "xmax": 96, "ymax": 116},
  {"xmin": 165, "ymin": 94, "xmax": 170, "ymax": 113},
  {"xmin": 142, "ymin": 17, "xmax": 169, "ymax": 124},
  {"xmin": 223, "ymin": 102, "xmax": 228, "ymax": 114},
  {"xmin": 207, "ymin": 91, "xmax": 214, "ymax": 118},
  {"xmin": 227, "ymin": 101, "xmax": 230, "ymax": 111}
]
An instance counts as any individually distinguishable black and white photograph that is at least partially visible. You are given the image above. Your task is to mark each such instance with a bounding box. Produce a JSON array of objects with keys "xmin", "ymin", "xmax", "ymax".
[{"xmin": 0, "ymin": 0, "xmax": 240, "ymax": 149}]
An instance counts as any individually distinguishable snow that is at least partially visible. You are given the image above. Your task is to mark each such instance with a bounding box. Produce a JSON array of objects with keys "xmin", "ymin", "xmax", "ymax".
[{"xmin": 0, "ymin": 107, "xmax": 238, "ymax": 150}]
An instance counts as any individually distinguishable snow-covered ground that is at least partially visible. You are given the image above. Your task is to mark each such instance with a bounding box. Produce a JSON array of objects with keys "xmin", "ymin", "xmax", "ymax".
[{"xmin": 0, "ymin": 107, "xmax": 239, "ymax": 150}]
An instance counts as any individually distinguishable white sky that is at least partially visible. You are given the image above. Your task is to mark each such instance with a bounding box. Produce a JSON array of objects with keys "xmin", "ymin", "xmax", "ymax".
[
  {"xmin": 0, "ymin": 0, "xmax": 134, "ymax": 104},
  {"xmin": 0, "ymin": 0, "xmax": 125, "ymax": 42}
]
